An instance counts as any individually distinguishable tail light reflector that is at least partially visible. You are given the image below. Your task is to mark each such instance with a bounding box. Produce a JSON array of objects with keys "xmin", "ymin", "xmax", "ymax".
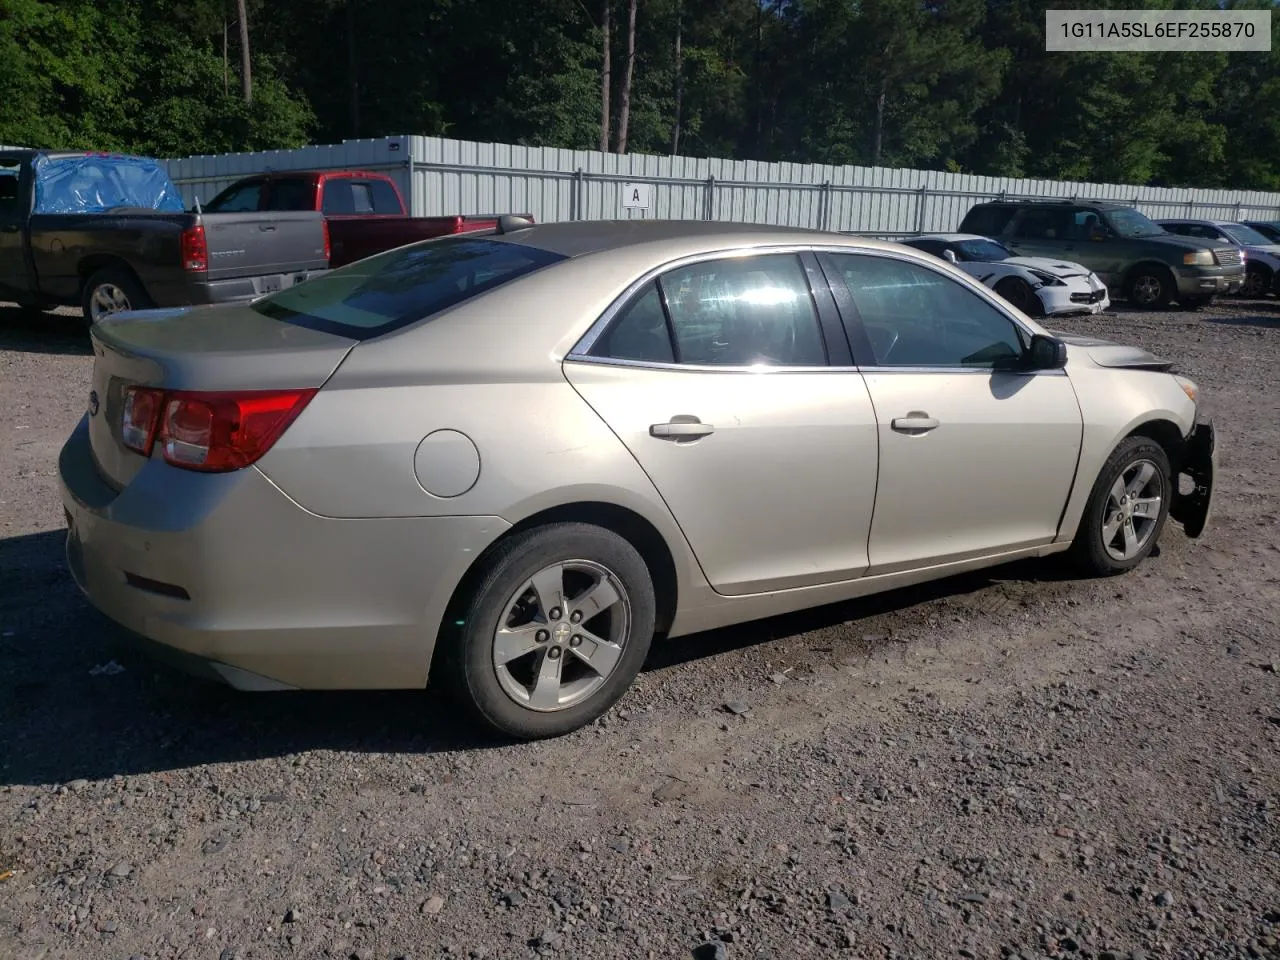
[
  {"xmin": 119, "ymin": 385, "xmax": 316, "ymax": 472},
  {"xmin": 321, "ymin": 219, "xmax": 331, "ymax": 261},
  {"xmin": 121, "ymin": 387, "xmax": 165, "ymax": 454},
  {"xmin": 180, "ymin": 224, "xmax": 209, "ymax": 272}
]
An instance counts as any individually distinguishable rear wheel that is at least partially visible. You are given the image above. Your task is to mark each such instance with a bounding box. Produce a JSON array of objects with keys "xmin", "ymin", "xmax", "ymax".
[
  {"xmin": 435, "ymin": 522, "xmax": 655, "ymax": 739},
  {"xmin": 80, "ymin": 267, "xmax": 151, "ymax": 325},
  {"xmin": 993, "ymin": 276, "xmax": 1042, "ymax": 316},
  {"xmin": 1126, "ymin": 266, "xmax": 1174, "ymax": 309},
  {"xmin": 1069, "ymin": 436, "xmax": 1171, "ymax": 576}
]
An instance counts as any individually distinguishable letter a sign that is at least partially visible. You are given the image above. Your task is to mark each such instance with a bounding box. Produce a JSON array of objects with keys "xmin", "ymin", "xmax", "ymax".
[{"xmin": 621, "ymin": 182, "xmax": 652, "ymax": 210}]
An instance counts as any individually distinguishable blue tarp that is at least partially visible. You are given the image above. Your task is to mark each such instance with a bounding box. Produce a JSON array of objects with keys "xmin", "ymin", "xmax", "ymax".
[{"xmin": 32, "ymin": 153, "xmax": 185, "ymax": 215}]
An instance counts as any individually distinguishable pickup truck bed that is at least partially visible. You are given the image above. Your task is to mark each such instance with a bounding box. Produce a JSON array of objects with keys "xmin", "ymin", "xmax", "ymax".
[
  {"xmin": 202, "ymin": 170, "xmax": 531, "ymax": 268},
  {"xmin": 0, "ymin": 151, "xmax": 329, "ymax": 322}
]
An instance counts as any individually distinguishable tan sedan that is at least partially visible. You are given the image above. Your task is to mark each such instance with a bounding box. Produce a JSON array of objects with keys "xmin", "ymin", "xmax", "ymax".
[{"xmin": 59, "ymin": 220, "xmax": 1217, "ymax": 738}]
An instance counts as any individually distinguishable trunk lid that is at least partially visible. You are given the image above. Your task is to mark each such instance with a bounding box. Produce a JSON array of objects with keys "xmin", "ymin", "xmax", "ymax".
[
  {"xmin": 201, "ymin": 211, "xmax": 329, "ymax": 281},
  {"xmin": 87, "ymin": 303, "xmax": 355, "ymax": 489}
]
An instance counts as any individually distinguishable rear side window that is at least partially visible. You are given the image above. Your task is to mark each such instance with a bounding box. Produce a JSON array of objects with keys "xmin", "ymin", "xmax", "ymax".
[
  {"xmin": 959, "ymin": 205, "xmax": 1015, "ymax": 237},
  {"xmin": 322, "ymin": 180, "xmax": 354, "ymax": 214},
  {"xmin": 370, "ymin": 179, "xmax": 402, "ymax": 213},
  {"xmin": 250, "ymin": 236, "xmax": 566, "ymax": 340}
]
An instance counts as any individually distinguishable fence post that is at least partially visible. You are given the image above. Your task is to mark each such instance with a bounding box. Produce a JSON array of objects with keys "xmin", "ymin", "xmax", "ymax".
[
  {"xmin": 572, "ymin": 168, "xmax": 584, "ymax": 221},
  {"xmin": 1234, "ymin": 201, "xmax": 1242, "ymax": 220},
  {"xmin": 703, "ymin": 176, "xmax": 716, "ymax": 221},
  {"xmin": 915, "ymin": 184, "xmax": 929, "ymax": 235},
  {"xmin": 818, "ymin": 181, "xmax": 831, "ymax": 231}
]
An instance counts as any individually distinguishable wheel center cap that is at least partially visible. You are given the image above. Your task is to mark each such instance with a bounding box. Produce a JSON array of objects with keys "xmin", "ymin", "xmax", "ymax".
[{"xmin": 552, "ymin": 622, "xmax": 573, "ymax": 644}]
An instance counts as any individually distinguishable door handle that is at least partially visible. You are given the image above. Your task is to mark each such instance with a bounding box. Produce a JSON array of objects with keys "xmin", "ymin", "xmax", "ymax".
[
  {"xmin": 650, "ymin": 417, "xmax": 715, "ymax": 441},
  {"xmin": 0, "ymin": 223, "xmax": 17, "ymax": 233},
  {"xmin": 259, "ymin": 224, "xmax": 277, "ymax": 232},
  {"xmin": 891, "ymin": 413, "xmax": 940, "ymax": 434}
]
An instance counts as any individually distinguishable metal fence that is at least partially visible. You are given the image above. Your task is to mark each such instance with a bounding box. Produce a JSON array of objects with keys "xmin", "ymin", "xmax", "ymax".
[{"xmin": 162, "ymin": 134, "xmax": 1280, "ymax": 236}]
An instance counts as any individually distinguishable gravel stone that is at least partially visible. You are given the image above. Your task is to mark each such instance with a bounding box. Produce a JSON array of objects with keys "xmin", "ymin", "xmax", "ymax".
[{"xmin": 2, "ymin": 301, "xmax": 1278, "ymax": 960}]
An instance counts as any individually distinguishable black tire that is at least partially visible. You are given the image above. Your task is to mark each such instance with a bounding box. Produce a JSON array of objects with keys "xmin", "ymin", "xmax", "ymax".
[
  {"xmin": 993, "ymin": 276, "xmax": 1042, "ymax": 316},
  {"xmin": 1125, "ymin": 266, "xmax": 1174, "ymax": 309},
  {"xmin": 80, "ymin": 267, "xmax": 152, "ymax": 325},
  {"xmin": 1241, "ymin": 264, "xmax": 1272, "ymax": 299},
  {"xmin": 434, "ymin": 522, "xmax": 656, "ymax": 740},
  {"xmin": 1069, "ymin": 436, "xmax": 1172, "ymax": 577}
]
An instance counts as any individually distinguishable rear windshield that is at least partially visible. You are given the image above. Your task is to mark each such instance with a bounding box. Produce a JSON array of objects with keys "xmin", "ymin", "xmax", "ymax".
[{"xmin": 250, "ymin": 235, "xmax": 566, "ymax": 340}]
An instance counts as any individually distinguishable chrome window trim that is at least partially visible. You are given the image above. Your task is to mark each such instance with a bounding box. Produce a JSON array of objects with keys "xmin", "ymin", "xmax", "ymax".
[
  {"xmin": 564, "ymin": 354, "xmax": 1067, "ymax": 377},
  {"xmin": 567, "ymin": 242, "xmax": 1044, "ymax": 370}
]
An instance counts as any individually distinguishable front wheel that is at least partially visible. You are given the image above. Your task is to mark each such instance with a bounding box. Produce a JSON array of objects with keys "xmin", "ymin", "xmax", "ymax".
[
  {"xmin": 1126, "ymin": 267, "xmax": 1174, "ymax": 309},
  {"xmin": 435, "ymin": 522, "xmax": 656, "ymax": 739},
  {"xmin": 993, "ymin": 276, "xmax": 1043, "ymax": 316},
  {"xmin": 1242, "ymin": 264, "xmax": 1272, "ymax": 299},
  {"xmin": 1069, "ymin": 436, "xmax": 1172, "ymax": 576}
]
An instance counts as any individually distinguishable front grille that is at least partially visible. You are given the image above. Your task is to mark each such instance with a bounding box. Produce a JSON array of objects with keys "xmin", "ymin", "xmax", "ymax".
[
  {"xmin": 1070, "ymin": 290, "xmax": 1107, "ymax": 303},
  {"xmin": 1214, "ymin": 248, "xmax": 1243, "ymax": 267}
]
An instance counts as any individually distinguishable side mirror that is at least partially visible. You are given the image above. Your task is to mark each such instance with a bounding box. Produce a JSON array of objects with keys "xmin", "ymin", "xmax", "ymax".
[
  {"xmin": 1028, "ymin": 333, "xmax": 1068, "ymax": 370},
  {"xmin": 942, "ymin": 249, "xmax": 958, "ymax": 263}
]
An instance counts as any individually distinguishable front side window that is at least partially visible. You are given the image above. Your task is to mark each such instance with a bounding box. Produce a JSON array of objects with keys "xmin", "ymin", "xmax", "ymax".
[
  {"xmin": 1220, "ymin": 223, "xmax": 1272, "ymax": 246},
  {"xmin": 250, "ymin": 236, "xmax": 566, "ymax": 340},
  {"xmin": 829, "ymin": 253, "xmax": 1025, "ymax": 368},
  {"xmin": 206, "ymin": 181, "xmax": 263, "ymax": 213},
  {"xmin": 1104, "ymin": 208, "xmax": 1165, "ymax": 238},
  {"xmin": 591, "ymin": 254, "xmax": 827, "ymax": 367}
]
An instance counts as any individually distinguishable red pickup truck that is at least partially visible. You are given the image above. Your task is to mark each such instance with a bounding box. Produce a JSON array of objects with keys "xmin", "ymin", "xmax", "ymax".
[{"xmin": 201, "ymin": 170, "xmax": 532, "ymax": 268}]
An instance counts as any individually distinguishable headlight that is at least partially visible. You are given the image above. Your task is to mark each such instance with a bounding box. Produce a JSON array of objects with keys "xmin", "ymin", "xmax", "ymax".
[
  {"xmin": 1174, "ymin": 374, "xmax": 1199, "ymax": 404},
  {"xmin": 1028, "ymin": 270, "xmax": 1063, "ymax": 286},
  {"xmin": 1183, "ymin": 250, "xmax": 1214, "ymax": 266}
]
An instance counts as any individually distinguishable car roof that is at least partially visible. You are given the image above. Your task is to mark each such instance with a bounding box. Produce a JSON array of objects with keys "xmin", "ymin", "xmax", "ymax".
[
  {"xmin": 971, "ymin": 199, "xmax": 1128, "ymax": 210},
  {"xmin": 496, "ymin": 219, "xmax": 909, "ymax": 260},
  {"xmin": 906, "ymin": 233, "xmax": 992, "ymax": 243}
]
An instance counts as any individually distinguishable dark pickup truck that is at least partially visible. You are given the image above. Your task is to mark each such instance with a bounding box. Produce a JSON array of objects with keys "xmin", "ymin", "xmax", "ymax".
[
  {"xmin": 0, "ymin": 150, "xmax": 329, "ymax": 323},
  {"xmin": 201, "ymin": 169, "xmax": 532, "ymax": 268}
]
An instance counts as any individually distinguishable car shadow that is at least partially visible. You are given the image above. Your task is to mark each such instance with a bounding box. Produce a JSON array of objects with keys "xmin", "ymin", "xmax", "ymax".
[
  {"xmin": 0, "ymin": 527, "xmax": 1088, "ymax": 786},
  {"xmin": 0, "ymin": 304, "xmax": 92, "ymax": 356}
]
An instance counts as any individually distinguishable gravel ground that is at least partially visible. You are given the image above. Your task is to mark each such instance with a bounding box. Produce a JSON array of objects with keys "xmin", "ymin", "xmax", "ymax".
[{"xmin": 0, "ymin": 300, "xmax": 1277, "ymax": 960}]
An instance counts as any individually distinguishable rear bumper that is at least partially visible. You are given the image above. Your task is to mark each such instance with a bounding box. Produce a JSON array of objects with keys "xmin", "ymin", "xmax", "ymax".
[
  {"xmin": 1171, "ymin": 419, "xmax": 1216, "ymax": 539},
  {"xmin": 150, "ymin": 268, "xmax": 328, "ymax": 307},
  {"xmin": 58, "ymin": 416, "xmax": 509, "ymax": 690}
]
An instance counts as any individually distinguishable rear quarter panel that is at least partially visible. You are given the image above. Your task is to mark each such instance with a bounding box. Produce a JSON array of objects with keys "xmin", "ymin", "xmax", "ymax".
[
  {"xmin": 253, "ymin": 255, "xmax": 707, "ymax": 585},
  {"xmin": 27, "ymin": 212, "xmax": 190, "ymax": 301}
]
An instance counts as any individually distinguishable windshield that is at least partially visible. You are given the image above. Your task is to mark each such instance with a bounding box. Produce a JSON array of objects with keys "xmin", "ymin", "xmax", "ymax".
[
  {"xmin": 250, "ymin": 235, "xmax": 566, "ymax": 340},
  {"xmin": 1220, "ymin": 223, "xmax": 1274, "ymax": 246},
  {"xmin": 1104, "ymin": 208, "xmax": 1166, "ymax": 238},
  {"xmin": 953, "ymin": 238, "xmax": 1011, "ymax": 261}
]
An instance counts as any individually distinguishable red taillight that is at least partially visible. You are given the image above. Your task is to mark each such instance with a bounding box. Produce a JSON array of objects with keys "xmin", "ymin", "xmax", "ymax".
[
  {"xmin": 121, "ymin": 387, "xmax": 164, "ymax": 454},
  {"xmin": 321, "ymin": 219, "xmax": 331, "ymax": 261},
  {"xmin": 120, "ymin": 385, "xmax": 316, "ymax": 472},
  {"xmin": 180, "ymin": 224, "xmax": 208, "ymax": 272}
]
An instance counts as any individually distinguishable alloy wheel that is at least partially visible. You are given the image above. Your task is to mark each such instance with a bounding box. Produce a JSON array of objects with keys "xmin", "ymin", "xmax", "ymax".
[
  {"xmin": 491, "ymin": 560, "xmax": 632, "ymax": 712},
  {"xmin": 89, "ymin": 284, "xmax": 131, "ymax": 322},
  {"xmin": 1101, "ymin": 459, "xmax": 1164, "ymax": 562}
]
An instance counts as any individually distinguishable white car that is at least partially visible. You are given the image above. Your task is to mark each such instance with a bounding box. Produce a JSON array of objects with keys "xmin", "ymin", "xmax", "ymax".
[{"xmin": 899, "ymin": 233, "xmax": 1110, "ymax": 317}]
